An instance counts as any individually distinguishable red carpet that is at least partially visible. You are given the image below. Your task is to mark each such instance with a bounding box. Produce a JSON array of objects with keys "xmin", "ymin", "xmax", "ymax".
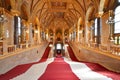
[
  {"xmin": 0, "ymin": 46, "xmax": 51, "ymax": 80},
  {"xmin": 39, "ymin": 56, "xmax": 79, "ymax": 80},
  {"xmin": 67, "ymin": 46, "xmax": 79, "ymax": 62},
  {"xmin": 67, "ymin": 45, "xmax": 120, "ymax": 80},
  {"xmin": 0, "ymin": 43, "xmax": 120, "ymax": 80}
]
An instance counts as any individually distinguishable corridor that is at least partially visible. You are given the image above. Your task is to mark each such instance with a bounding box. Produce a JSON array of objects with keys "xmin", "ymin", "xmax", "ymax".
[
  {"xmin": 0, "ymin": 0, "xmax": 120, "ymax": 80},
  {"xmin": 0, "ymin": 44, "xmax": 119, "ymax": 80}
]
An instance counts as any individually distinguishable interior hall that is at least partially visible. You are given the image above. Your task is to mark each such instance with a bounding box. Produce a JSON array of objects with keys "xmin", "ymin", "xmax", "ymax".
[{"xmin": 0, "ymin": 0, "xmax": 120, "ymax": 80}]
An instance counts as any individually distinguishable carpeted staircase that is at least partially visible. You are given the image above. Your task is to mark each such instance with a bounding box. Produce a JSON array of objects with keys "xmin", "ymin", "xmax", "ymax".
[
  {"xmin": 0, "ymin": 46, "xmax": 51, "ymax": 80},
  {"xmin": 0, "ymin": 43, "xmax": 120, "ymax": 80},
  {"xmin": 67, "ymin": 45, "xmax": 120, "ymax": 80},
  {"xmin": 39, "ymin": 56, "xmax": 79, "ymax": 80}
]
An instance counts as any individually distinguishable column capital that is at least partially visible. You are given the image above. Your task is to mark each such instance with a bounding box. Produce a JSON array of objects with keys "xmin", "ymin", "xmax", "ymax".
[{"xmin": 11, "ymin": 9, "xmax": 20, "ymax": 16}]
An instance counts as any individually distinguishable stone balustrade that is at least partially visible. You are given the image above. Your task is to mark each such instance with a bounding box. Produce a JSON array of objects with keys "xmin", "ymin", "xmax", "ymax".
[
  {"xmin": 84, "ymin": 43, "xmax": 120, "ymax": 56},
  {"xmin": 69, "ymin": 41, "xmax": 120, "ymax": 73},
  {"xmin": 70, "ymin": 41, "xmax": 120, "ymax": 57},
  {"xmin": 0, "ymin": 42, "xmax": 49, "ymax": 74},
  {"xmin": 110, "ymin": 45, "xmax": 120, "ymax": 55},
  {"xmin": 89, "ymin": 43, "xmax": 98, "ymax": 48},
  {"xmin": 98, "ymin": 44, "xmax": 120, "ymax": 56},
  {"xmin": 0, "ymin": 41, "xmax": 44, "ymax": 55},
  {"xmin": 7, "ymin": 43, "xmax": 31, "ymax": 53},
  {"xmin": 8, "ymin": 45, "xmax": 15, "ymax": 53},
  {"xmin": 19, "ymin": 44, "xmax": 27, "ymax": 49},
  {"xmin": 99, "ymin": 44, "xmax": 109, "ymax": 53}
]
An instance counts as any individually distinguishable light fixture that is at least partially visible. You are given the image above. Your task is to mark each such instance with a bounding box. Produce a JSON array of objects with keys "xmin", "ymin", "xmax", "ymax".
[
  {"xmin": 106, "ymin": 10, "xmax": 114, "ymax": 24},
  {"xmin": 106, "ymin": 10, "xmax": 114, "ymax": 41},
  {"xmin": 106, "ymin": 17, "xmax": 114, "ymax": 24},
  {"xmin": 0, "ymin": 8, "xmax": 7, "ymax": 22}
]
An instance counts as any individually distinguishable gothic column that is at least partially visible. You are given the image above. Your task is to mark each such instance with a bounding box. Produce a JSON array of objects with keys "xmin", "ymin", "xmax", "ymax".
[
  {"xmin": 85, "ymin": 21, "xmax": 89, "ymax": 44},
  {"xmin": 68, "ymin": 30, "xmax": 70, "ymax": 41},
  {"xmin": 90, "ymin": 26, "xmax": 94, "ymax": 43},
  {"xmin": 0, "ymin": 8, "xmax": 8, "ymax": 54},
  {"xmin": 0, "ymin": 24, "xmax": 8, "ymax": 55},
  {"xmin": 46, "ymin": 29, "xmax": 49, "ymax": 41},
  {"xmin": 76, "ymin": 24, "xmax": 79, "ymax": 42},
  {"xmin": 29, "ymin": 23, "xmax": 34, "ymax": 45},
  {"xmin": 62, "ymin": 27, "xmax": 64, "ymax": 43},
  {"xmin": 73, "ymin": 31, "xmax": 74, "ymax": 41},
  {"xmin": 40, "ymin": 28, "xmax": 43, "ymax": 42},
  {"xmin": 21, "ymin": 20, "xmax": 26, "ymax": 43},
  {"xmin": 39, "ymin": 27, "xmax": 42, "ymax": 42},
  {"xmin": 37, "ymin": 25, "xmax": 41, "ymax": 44}
]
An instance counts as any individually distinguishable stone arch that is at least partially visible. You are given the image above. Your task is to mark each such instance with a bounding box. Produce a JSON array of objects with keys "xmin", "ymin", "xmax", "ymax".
[
  {"xmin": 21, "ymin": 3, "xmax": 29, "ymax": 20},
  {"xmin": 86, "ymin": 5, "xmax": 95, "ymax": 27}
]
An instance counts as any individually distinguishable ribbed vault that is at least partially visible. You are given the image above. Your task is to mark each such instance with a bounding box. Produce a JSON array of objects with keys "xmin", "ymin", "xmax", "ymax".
[{"xmin": 0, "ymin": 0, "xmax": 117, "ymax": 30}]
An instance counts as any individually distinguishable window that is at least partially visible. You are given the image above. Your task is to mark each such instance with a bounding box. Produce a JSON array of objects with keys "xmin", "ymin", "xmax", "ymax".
[
  {"xmin": 56, "ymin": 43, "xmax": 61, "ymax": 49},
  {"xmin": 119, "ymin": 36, "xmax": 120, "ymax": 44},
  {"xmin": 114, "ymin": 6, "xmax": 120, "ymax": 45},
  {"xmin": 118, "ymin": 0, "xmax": 120, "ymax": 3},
  {"xmin": 18, "ymin": 17, "xmax": 21, "ymax": 36},
  {"xmin": 115, "ymin": 6, "xmax": 120, "ymax": 33},
  {"xmin": 94, "ymin": 18, "xmax": 98, "ymax": 36},
  {"xmin": 114, "ymin": 37, "xmax": 118, "ymax": 44}
]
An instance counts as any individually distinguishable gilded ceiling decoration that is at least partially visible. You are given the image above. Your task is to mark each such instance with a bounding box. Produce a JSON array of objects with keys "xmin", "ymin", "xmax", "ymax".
[{"xmin": 0, "ymin": 0, "xmax": 117, "ymax": 29}]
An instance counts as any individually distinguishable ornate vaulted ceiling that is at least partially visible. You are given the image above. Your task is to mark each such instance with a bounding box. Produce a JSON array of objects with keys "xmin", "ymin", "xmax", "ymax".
[
  {"xmin": 0, "ymin": 0, "xmax": 117, "ymax": 30},
  {"xmin": 24, "ymin": 0, "xmax": 100, "ymax": 28}
]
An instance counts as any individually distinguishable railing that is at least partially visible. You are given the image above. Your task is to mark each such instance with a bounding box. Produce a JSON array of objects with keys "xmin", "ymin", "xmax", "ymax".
[
  {"xmin": 19, "ymin": 44, "xmax": 27, "ymax": 49},
  {"xmin": 99, "ymin": 44, "xmax": 120, "ymax": 55},
  {"xmin": 70, "ymin": 41, "xmax": 120, "ymax": 56},
  {"xmin": 89, "ymin": 43, "xmax": 120, "ymax": 55},
  {"xmin": 1, "ymin": 43, "xmax": 32, "ymax": 54},
  {"xmin": 8, "ymin": 45, "xmax": 15, "ymax": 53},
  {"xmin": 89, "ymin": 43, "xmax": 98, "ymax": 49},
  {"xmin": 110, "ymin": 45, "xmax": 120, "ymax": 55},
  {"xmin": 0, "ymin": 41, "xmax": 48, "ymax": 57},
  {"xmin": 28, "ymin": 43, "xmax": 31, "ymax": 47},
  {"xmin": 16, "ymin": 43, "xmax": 32, "ymax": 50},
  {"xmin": 99, "ymin": 44, "xmax": 109, "ymax": 53}
]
